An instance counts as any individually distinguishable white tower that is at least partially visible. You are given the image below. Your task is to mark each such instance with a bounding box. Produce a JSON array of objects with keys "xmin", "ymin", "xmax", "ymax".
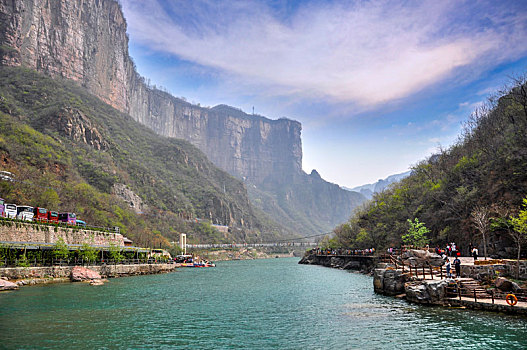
[{"xmin": 180, "ymin": 233, "xmax": 187, "ymax": 255}]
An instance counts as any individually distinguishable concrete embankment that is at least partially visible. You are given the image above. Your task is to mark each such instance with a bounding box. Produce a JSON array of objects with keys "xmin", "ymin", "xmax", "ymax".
[
  {"xmin": 0, "ymin": 263, "xmax": 175, "ymax": 288},
  {"xmin": 298, "ymin": 253, "xmax": 377, "ymax": 273}
]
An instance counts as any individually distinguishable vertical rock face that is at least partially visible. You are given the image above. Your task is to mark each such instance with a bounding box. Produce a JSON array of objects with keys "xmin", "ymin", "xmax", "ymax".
[
  {"xmin": 0, "ymin": 0, "xmax": 363, "ymax": 234},
  {"xmin": 0, "ymin": 0, "xmax": 302, "ymax": 184}
]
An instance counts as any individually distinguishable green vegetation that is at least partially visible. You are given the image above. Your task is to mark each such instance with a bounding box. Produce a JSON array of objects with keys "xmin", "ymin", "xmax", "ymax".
[
  {"xmin": 0, "ymin": 66, "xmax": 292, "ymax": 247},
  {"xmin": 53, "ymin": 237, "xmax": 70, "ymax": 260},
  {"xmin": 79, "ymin": 242, "xmax": 98, "ymax": 263},
  {"xmin": 333, "ymin": 75, "xmax": 527, "ymax": 257},
  {"xmin": 402, "ymin": 218, "xmax": 430, "ymax": 247},
  {"xmin": 108, "ymin": 242, "xmax": 125, "ymax": 262}
]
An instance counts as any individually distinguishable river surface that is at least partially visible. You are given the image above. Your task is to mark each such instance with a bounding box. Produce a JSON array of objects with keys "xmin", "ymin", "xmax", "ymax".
[{"xmin": 1, "ymin": 258, "xmax": 526, "ymax": 349}]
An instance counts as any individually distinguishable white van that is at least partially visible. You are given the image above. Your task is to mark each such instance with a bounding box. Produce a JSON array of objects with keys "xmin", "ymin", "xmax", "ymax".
[
  {"xmin": 16, "ymin": 206, "xmax": 34, "ymax": 221},
  {"xmin": 5, "ymin": 203, "xmax": 17, "ymax": 218}
]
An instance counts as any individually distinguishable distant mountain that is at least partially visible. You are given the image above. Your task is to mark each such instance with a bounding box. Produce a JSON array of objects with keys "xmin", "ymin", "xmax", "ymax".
[{"xmin": 345, "ymin": 171, "xmax": 412, "ymax": 199}]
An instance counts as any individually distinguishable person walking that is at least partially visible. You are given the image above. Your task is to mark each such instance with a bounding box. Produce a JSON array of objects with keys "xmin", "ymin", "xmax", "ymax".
[
  {"xmin": 446, "ymin": 258, "xmax": 452, "ymax": 278},
  {"xmin": 472, "ymin": 247, "xmax": 478, "ymax": 261},
  {"xmin": 453, "ymin": 256, "xmax": 461, "ymax": 278}
]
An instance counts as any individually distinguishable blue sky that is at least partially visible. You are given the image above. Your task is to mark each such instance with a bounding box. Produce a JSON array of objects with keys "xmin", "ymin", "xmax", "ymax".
[{"xmin": 120, "ymin": 0, "xmax": 527, "ymax": 188}]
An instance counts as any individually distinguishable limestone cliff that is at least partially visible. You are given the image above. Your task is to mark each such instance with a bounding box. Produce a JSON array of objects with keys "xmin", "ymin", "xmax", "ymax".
[
  {"xmin": 0, "ymin": 0, "xmax": 363, "ymax": 235},
  {"xmin": 0, "ymin": 0, "xmax": 301, "ymax": 184}
]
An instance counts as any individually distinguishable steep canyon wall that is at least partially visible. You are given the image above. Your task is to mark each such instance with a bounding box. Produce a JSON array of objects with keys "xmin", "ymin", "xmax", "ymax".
[
  {"xmin": 0, "ymin": 0, "xmax": 301, "ymax": 184},
  {"xmin": 0, "ymin": 0, "xmax": 363, "ymax": 235}
]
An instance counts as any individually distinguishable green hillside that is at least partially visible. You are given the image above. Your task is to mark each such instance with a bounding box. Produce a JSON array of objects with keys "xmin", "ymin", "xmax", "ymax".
[
  {"xmin": 0, "ymin": 66, "xmax": 293, "ymax": 247},
  {"xmin": 332, "ymin": 76, "xmax": 527, "ymax": 257}
]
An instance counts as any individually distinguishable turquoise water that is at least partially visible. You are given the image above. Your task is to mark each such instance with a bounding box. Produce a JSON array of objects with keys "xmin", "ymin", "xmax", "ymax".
[{"xmin": 1, "ymin": 258, "xmax": 526, "ymax": 349}]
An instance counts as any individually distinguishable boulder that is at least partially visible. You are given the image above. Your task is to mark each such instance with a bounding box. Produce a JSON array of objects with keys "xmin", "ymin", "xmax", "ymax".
[
  {"xmin": 405, "ymin": 279, "xmax": 450, "ymax": 305},
  {"xmin": 373, "ymin": 268, "xmax": 406, "ymax": 296},
  {"xmin": 495, "ymin": 277, "xmax": 514, "ymax": 292},
  {"xmin": 400, "ymin": 249, "xmax": 444, "ymax": 267},
  {"xmin": 0, "ymin": 279, "xmax": 19, "ymax": 291},
  {"xmin": 71, "ymin": 266, "xmax": 102, "ymax": 282},
  {"xmin": 89, "ymin": 279, "xmax": 108, "ymax": 286}
]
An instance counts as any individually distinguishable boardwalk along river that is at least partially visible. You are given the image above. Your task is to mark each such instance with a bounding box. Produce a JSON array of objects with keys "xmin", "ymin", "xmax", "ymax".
[{"xmin": 1, "ymin": 258, "xmax": 526, "ymax": 349}]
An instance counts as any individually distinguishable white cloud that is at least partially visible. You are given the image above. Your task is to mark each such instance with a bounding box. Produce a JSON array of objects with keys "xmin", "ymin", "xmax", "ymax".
[{"xmin": 121, "ymin": 0, "xmax": 527, "ymax": 108}]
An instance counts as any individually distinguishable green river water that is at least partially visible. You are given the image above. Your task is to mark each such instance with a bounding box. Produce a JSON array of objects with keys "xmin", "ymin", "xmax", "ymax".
[{"xmin": 1, "ymin": 258, "xmax": 526, "ymax": 349}]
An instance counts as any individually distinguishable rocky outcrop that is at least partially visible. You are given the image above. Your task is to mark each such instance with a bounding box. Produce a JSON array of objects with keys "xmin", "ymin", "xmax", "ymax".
[
  {"xmin": 399, "ymin": 249, "xmax": 444, "ymax": 267},
  {"xmin": 495, "ymin": 277, "xmax": 521, "ymax": 293},
  {"xmin": 47, "ymin": 107, "xmax": 108, "ymax": 150},
  {"xmin": 299, "ymin": 253, "xmax": 377, "ymax": 272},
  {"xmin": 0, "ymin": 278, "xmax": 18, "ymax": 291},
  {"xmin": 404, "ymin": 279, "xmax": 450, "ymax": 305},
  {"xmin": 373, "ymin": 267, "xmax": 407, "ymax": 296},
  {"xmin": 71, "ymin": 266, "xmax": 102, "ymax": 282},
  {"xmin": 112, "ymin": 183, "xmax": 146, "ymax": 214}
]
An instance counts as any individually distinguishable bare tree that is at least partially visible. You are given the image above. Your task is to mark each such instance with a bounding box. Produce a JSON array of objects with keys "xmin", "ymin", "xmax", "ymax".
[{"xmin": 471, "ymin": 206, "xmax": 491, "ymax": 260}]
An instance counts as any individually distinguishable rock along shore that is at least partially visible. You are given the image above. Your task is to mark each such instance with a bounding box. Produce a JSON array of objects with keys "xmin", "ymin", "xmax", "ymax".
[{"xmin": 0, "ymin": 263, "xmax": 176, "ymax": 291}]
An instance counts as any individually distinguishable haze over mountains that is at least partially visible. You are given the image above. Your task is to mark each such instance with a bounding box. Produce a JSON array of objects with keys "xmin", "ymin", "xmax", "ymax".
[
  {"xmin": 347, "ymin": 171, "xmax": 411, "ymax": 200},
  {"xmin": 0, "ymin": 0, "xmax": 365, "ymax": 237}
]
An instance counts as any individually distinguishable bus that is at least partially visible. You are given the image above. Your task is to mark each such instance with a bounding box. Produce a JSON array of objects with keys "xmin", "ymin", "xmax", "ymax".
[
  {"xmin": 4, "ymin": 204, "xmax": 16, "ymax": 219},
  {"xmin": 47, "ymin": 211, "xmax": 59, "ymax": 223},
  {"xmin": 33, "ymin": 207, "xmax": 48, "ymax": 221},
  {"xmin": 16, "ymin": 206, "xmax": 34, "ymax": 221},
  {"xmin": 59, "ymin": 212, "xmax": 76, "ymax": 225}
]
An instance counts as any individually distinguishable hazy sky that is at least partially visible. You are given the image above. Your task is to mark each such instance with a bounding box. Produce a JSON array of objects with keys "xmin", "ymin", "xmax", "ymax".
[{"xmin": 120, "ymin": 0, "xmax": 527, "ymax": 188}]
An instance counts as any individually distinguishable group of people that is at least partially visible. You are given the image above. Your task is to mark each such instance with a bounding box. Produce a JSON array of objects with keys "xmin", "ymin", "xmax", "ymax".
[{"xmin": 435, "ymin": 242, "xmax": 461, "ymax": 257}]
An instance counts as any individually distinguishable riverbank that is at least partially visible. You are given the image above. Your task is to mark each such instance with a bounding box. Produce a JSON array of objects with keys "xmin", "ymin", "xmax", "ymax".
[
  {"xmin": 0, "ymin": 263, "xmax": 176, "ymax": 290},
  {"xmin": 300, "ymin": 251, "xmax": 527, "ymax": 316}
]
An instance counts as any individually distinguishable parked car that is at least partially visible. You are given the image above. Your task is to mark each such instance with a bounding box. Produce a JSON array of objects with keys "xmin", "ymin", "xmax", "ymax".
[
  {"xmin": 58, "ymin": 212, "xmax": 76, "ymax": 225},
  {"xmin": 33, "ymin": 207, "xmax": 48, "ymax": 221},
  {"xmin": 76, "ymin": 219, "xmax": 86, "ymax": 228},
  {"xmin": 0, "ymin": 171, "xmax": 14, "ymax": 182},
  {"xmin": 0, "ymin": 197, "xmax": 4, "ymax": 217},
  {"xmin": 4, "ymin": 204, "xmax": 17, "ymax": 219},
  {"xmin": 47, "ymin": 210, "xmax": 59, "ymax": 223},
  {"xmin": 16, "ymin": 206, "xmax": 34, "ymax": 221}
]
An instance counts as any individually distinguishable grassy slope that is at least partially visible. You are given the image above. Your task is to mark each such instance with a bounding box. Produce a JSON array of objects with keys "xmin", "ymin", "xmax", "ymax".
[{"xmin": 0, "ymin": 66, "xmax": 293, "ymax": 246}]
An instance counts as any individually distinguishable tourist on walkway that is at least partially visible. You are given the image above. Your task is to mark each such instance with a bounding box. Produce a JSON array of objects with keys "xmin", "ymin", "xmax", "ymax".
[
  {"xmin": 446, "ymin": 258, "xmax": 452, "ymax": 278},
  {"xmin": 453, "ymin": 256, "xmax": 461, "ymax": 278},
  {"xmin": 472, "ymin": 247, "xmax": 478, "ymax": 261}
]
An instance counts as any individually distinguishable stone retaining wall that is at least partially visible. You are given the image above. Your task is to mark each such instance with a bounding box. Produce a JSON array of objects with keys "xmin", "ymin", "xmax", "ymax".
[
  {"xmin": 460, "ymin": 261, "xmax": 527, "ymax": 281},
  {"xmin": 0, "ymin": 220, "xmax": 124, "ymax": 246},
  {"xmin": 0, "ymin": 264, "xmax": 175, "ymax": 280},
  {"xmin": 447, "ymin": 298, "xmax": 527, "ymax": 315}
]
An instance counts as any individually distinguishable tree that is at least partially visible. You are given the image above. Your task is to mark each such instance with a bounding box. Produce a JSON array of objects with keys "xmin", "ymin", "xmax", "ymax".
[
  {"xmin": 39, "ymin": 188, "xmax": 60, "ymax": 209},
  {"xmin": 402, "ymin": 218, "xmax": 430, "ymax": 248},
  {"xmin": 509, "ymin": 198, "xmax": 527, "ymax": 279},
  {"xmin": 471, "ymin": 206, "xmax": 491, "ymax": 260},
  {"xmin": 108, "ymin": 242, "xmax": 124, "ymax": 262},
  {"xmin": 53, "ymin": 237, "xmax": 70, "ymax": 261},
  {"xmin": 79, "ymin": 242, "xmax": 98, "ymax": 264}
]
